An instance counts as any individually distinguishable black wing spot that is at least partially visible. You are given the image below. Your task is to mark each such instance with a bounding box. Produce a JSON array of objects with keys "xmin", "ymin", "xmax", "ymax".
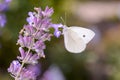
[{"xmin": 83, "ymin": 35, "xmax": 86, "ymax": 37}]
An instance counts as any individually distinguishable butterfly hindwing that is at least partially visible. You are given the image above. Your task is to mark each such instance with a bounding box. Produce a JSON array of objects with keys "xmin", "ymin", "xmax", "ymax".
[{"xmin": 63, "ymin": 27, "xmax": 86, "ymax": 53}]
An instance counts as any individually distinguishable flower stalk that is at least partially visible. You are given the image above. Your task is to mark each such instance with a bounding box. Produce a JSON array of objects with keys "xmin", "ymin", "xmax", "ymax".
[{"xmin": 8, "ymin": 6, "xmax": 63, "ymax": 80}]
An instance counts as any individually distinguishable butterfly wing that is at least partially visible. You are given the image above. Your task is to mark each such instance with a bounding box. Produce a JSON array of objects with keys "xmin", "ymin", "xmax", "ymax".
[
  {"xmin": 69, "ymin": 26, "xmax": 95, "ymax": 44},
  {"xmin": 63, "ymin": 27, "xmax": 86, "ymax": 53}
]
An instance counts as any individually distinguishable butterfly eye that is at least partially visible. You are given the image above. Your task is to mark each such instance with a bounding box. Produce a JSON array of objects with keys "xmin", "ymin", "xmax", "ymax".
[{"xmin": 83, "ymin": 35, "xmax": 86, "ymax": 37}]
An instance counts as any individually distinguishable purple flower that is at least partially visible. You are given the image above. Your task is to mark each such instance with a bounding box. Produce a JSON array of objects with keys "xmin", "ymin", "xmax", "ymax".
[
  {"xmin": 0, "ymin": 0, "xmax": 12, "ymax": 27},
  {"xmin": 41, "ymin": 65, "xmax": 65, "ymax": 80},
  {"xmin": 40, "ymin": 33, "xmax": 52, "ymax": 41},
  {"xmin": 23, "ymin": 25, "xmax": 35, "ymax": 36},
  {"xmin": 27, "ymin": 64, "xmax": 41, "ymax": 77},
  {"xmin": 51, "ymin": 24, "xmax": 63, "ymax": 38},
  {"xmin": 42, "ymin": 6, "xmax": 54, "ymax": 17},
  {"xmin": 17, "ymin": 35, "xmax": 34, "ymax": 48},
  {"xmin": 34, "ymin": 28, "xmax": 52, "ymax": 41},
  {"xmin": 8, "ymin": 6, "xmax": 64, "ymax": 80},
  {"xmin": 17, "ymin": 47, "xmax": 40, "ymax": 64},
  {"xmin": 26, "ymin": 12, "xmax": 35, "ymax": 26},
  {"xmin": 27, "ymin": 7, "xmax": 53, "ymax": 30},
  {"xmin": 0, "ymin": 0, "xmax": 11, "ymax": 11},
  {"xmin": 8, "ymin": 60, "xmax": 21, "ymax": 78},
  {"xmin": 33, "ymin": 40, "xmax": 46, "ymax": 57},
  {"xmin": 34, "ymin": 31, "xmax": 44, "ymax": 39},
  {"xmin": 25, "ymin": 53, "xmax": 39, "ymax": 64},
  {"xmin": 0, "ymin": 14, "xmax": 6, "ymax": 27},
  {"xmin": 20, "ymin": 68, "xmax": 37, "ymax": 80},
  {"xmin": 8, "ymin": 60, "xmax": 39, "ymax": 80},
  {"xmin": 40, "ymin": 18, "xmax": 51, "ymax": 30},
  {"xmin": 17, "ymin": 47, "xmax": 25, "ymax": 60}
]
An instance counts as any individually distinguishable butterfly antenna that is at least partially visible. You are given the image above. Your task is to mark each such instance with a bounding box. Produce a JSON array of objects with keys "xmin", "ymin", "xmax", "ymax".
[
  {"xmin": 60, "ymin": 12, "xmax": 67, "ymax": 25},
  {"xmin": 60, "ymin": 17, "xmax": 65, "ymax": 25},
  {"xmin": 65, "ymin": 12, "xmax": 67, "ymax": 25}
]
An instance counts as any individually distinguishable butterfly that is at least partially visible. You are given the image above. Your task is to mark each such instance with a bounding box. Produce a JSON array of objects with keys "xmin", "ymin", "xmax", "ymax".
[{"xmin": 63, "ymin": 26, "xmax": 95, "ymax": 53}]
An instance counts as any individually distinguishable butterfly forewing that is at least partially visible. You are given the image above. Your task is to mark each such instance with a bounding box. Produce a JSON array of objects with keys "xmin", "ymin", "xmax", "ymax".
[{"xmin": 69, "ymin": 26, "xmax": 95, "ymax": 44}]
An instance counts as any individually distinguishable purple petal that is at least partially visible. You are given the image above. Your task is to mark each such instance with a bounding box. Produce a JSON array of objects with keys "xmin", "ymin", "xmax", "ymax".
[
  {"xmin": 54, "ymin": 31, "xmax": 61, "ymax": 38},
  {"xmin": 42, "ymin": 6, "xmax": 54, "ymax": 17},
  {"xmin": 17, "ymin": 36, "xmax": 34, "ymax": 48},
  {"xmin": 26, "ymin": 12, "xmax": 34, "ymax": 25},
  {"xmin": 24, "ymin": 25, "xmax": 35, "ymax": 36},
  {"xmin": 20, "ymin": 67, "xmax": 37, "ymax": 80},
  {"xmin": 8, "ymin": 60, "xmax": 21, "ymax": 77},
  {"xmin": 17, "ymin": 47, "xmax": 26, "ymax": 60}
]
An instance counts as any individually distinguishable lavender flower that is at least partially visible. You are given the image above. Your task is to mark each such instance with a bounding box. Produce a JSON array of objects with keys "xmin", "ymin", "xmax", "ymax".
[
  {"xmin": 0, "ymin": 14, "xmax": 6, "ymax": 27},
  {"xmin": 27, "ymin": 64, "xmax": 41, "ymax": 78},
  {"xmin": 17, "ymin": 47, "xmax": 40, "ymax": 64},
  {"xmin": 8, "ymin": 60, "xmax": 21, "ymax": 78},
  {"xmin": 51, "ymin": 24, "xmax": 63, "ymax": 38},
  {"xmin": 17, "ymin": 35, "xmax": 34, "ymax": 48},
  {"xmin": 8, "ymin": 6, "xmax": 63, "ymax": 80},
  {"xmin": 42, "ymin": 6, "xmax": 54, "ymax": 17},
  {"xmin": 17, "ymin": 7, "xmax": 55, "ymax": 58},
  {"xmin": 19, "ymin": 68, "xmax": 37, "ymax": 80},
  {"xmin": 0, "ymin": 0, "xmax": 11, "ymax": 11},
  {"xmin": 33, "ymin": 40, "xmax": 46, "ymax": 57},
  {"xmin": 8, "ymin": 60, "xmax": 39, "ymax": 80},
  {"xmin": 0, "ymin": 0, "xmax": 12, "ymax": 27},
  {"xmin": 19, "ymin": 64, "xmax": 41, "ymax": 80},
  {"xmin": 41, "ymin": 65, "xmax": 65, "ymax": 80},
  {"xmin": 26, "ymin": 12, "xmax": 36, "ymax": 26},
  {"xmin": 23, "ymin": 25, "xmax": 35, "ymax": 36}
]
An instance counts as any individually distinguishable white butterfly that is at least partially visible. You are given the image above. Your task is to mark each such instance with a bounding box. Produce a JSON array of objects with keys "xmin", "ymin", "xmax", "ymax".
[{"xmin": 63, "ymin": 26, "xmax": 95, "ymax": 53}]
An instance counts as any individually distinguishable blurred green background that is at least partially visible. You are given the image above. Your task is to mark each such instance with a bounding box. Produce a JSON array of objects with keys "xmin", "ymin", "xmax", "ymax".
[{"xmin": 0, "ymin": 0, "xmax": 120, "ymax": 80}]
